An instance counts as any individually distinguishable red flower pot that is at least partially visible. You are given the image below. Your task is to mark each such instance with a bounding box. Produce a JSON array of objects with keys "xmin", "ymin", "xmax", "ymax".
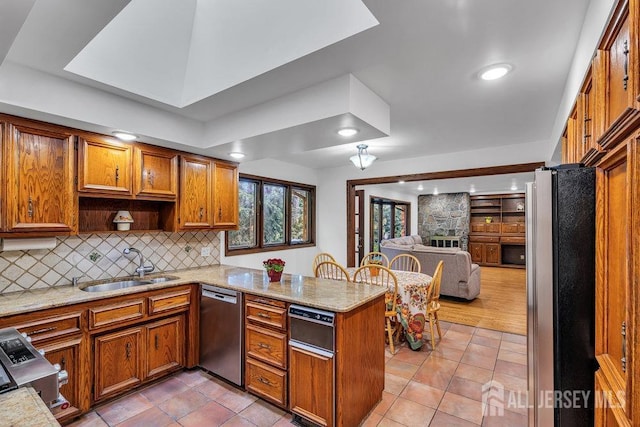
[{"xmin": 267, "ymin": 269, "xmax": 282, "ymax": 282}]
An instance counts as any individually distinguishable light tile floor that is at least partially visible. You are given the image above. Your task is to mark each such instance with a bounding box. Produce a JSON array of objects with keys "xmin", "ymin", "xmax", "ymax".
[{"xmin": 68, "ymin": 321, "xmax": 527, "ymax": 427}]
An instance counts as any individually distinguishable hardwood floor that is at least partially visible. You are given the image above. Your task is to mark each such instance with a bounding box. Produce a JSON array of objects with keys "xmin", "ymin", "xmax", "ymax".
[{"xmin": 438, "ymin": 266, "xmax": 526, "ymax": 335}]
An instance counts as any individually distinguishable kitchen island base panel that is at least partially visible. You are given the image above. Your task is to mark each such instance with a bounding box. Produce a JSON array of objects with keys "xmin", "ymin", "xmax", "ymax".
[{"xmin": 335, "ymin": 295, "xmax": 385, "ymax": 427}]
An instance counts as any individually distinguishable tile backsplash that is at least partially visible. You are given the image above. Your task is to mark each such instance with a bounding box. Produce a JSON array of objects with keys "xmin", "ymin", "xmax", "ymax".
[{"xmin": 0, "ymin": 231, "xmax": 221, "ymax": 294}]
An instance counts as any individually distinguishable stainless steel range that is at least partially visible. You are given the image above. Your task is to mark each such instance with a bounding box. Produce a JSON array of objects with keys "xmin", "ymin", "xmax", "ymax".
[{"xmin": 0, "ymin": 327, "xmax": 69, "ymax": 412}]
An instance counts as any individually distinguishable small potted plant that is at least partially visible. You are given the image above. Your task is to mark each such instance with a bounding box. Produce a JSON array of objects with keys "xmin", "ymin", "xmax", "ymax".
[
  {"xmin": 263, "ymin": 258, "xmax": 286, "ymax": 282},
  {"xmin": 485, "ymin": 216, "xmax": 493, "ymax": 224},
  {"xmin": 367, "ymin": 258, "xmax": 383, "ymax": 276}
]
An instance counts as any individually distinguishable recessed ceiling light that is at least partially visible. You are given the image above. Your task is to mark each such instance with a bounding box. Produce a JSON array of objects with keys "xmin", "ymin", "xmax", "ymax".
[
  {"xmin": 469, "ymin": 186, "xmax": 476, "ymax": 193},
  {"xmin": 112, "ymin": 131, "xmax": 137, "ymax": 141},
  {"xmin": 229, "ymin": 152, "xmax": 245, "ymax": 159},
  {"xmin": 479, "ymin": 64, "xmax": 512, "ymax": 81},
  {"xmin": 399, "ymin": 180, "xmax": 405, "ymax": 184},
  {"xmin": 433, "ymin": 188, "xmax": 439, "ymax": 195},
  {"xmin": 511, "ymin": 184, "xmax": 518, "ymax": 191},
  {"xmin": 337, "ymin": 127, "xmax": 359, "ymax": 137},
  {"xmin": 417, "ymin": 185, "xmax": 424, "ymax": 191}
]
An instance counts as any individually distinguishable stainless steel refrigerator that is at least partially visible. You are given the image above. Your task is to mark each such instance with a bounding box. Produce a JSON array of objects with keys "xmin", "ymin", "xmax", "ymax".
[{"xmin": 525, "ymin": 165, "xmax": 596, "ymax": 427}]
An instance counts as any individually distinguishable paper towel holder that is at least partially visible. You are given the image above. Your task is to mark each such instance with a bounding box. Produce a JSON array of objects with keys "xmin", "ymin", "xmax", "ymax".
[{"xmin": 0, "ymin": 237, "xmax": 57, "ymax": 252}]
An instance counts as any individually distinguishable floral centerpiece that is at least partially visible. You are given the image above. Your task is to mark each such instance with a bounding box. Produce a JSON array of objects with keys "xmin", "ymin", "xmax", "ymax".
[{"xmin": 263, "ymin": 258, "xmax": 286, "ymax": 282}]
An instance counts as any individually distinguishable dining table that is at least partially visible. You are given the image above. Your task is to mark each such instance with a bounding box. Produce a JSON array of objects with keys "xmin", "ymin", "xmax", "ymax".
[{"xmin": 345, "ymin": 267, "xmax": 432, "ymax": 350}]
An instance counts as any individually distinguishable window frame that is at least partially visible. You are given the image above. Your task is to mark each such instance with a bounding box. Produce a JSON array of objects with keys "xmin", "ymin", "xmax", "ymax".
[
  {"xmin": 369, "ymin": 196, "xmax": 411, "ymax": 252},
  {"xmin": 225, "ymin": 174, "xmax": 316, "ymax": 256}
]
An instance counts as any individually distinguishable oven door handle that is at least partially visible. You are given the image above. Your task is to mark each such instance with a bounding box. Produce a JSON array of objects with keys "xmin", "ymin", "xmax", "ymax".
[{"xmin": 289, "ymin": 340, "xmax": 334, "ymax": 358}]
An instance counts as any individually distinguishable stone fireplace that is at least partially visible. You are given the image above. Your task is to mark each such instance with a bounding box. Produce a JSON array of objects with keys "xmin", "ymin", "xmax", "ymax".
[{"xmin": 418, "ymin": 193, "xmax": 470, "ymax": 250}]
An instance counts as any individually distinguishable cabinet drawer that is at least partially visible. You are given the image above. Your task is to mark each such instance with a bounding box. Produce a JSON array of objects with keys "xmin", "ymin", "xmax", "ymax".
[
  {"xmin": 246, "ymin": 301, "xmax": 287, "ymax": 331},
  {"xmin": 246, "ymin": 358, "xmax": 287, "ymax": 408},
  {"xmin": 246, "ymin": 294, "xmax": 286, "ymax": 309},
  {"xmin": 148, "ymin": 290, "xmax": 190, "ymax": 315},
  {"xmin": 501, "ymin": 236, "xmax": 526, "ymax": 244},
  {"xmin": 89, "ymin": 299, "xmax": 145, "ymax": 330},
  {"xmin": 246, "ymin": 324, "xmax": 287, "ymax": 369},
  {"xmin": 12, "ymin": 312, "xmax": 83, "ymax": 345},
  {"xmin": 469, "ymin": 235, "xmax": 500, "ymax": 243},
  {"xmin": 501, "ymin": 223, "xmax": 521, "ymax": 234},
  {"xmin": 485, "ymin": 223, "xmax": 501, "ymax": 233}
]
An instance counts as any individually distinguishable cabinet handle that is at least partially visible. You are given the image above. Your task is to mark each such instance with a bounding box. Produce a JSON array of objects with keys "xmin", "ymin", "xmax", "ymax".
[
  {"xmin": 199, "ymin": 207, "xmax": 204, "ymax": 220},
  {"xmin": 623, "ymin": 40, "xmax": 629, "ymax": 91},
  {"xmin": 147, "ymin": 169, "xmax": 153, "ymax": 186},
  {"xmin": 60, "ymin": 356, "xmax": 66, "ymax": 371},
  {"xmin": 26, "ymin": 326, "xmax": 56, "ymax": 336},
  {"xmin": 253, "ymin": 298, "xmax": 270, "ymax": 305},
  {"xmin": 218, "ymin": 207, "xmax": 222, "ymax": 220},
  {"xmin": 27, "ymin": 196, "xmax": 33, "ymax": 218},
  {"xmin": 621, "ymin": 321, "xmax": 627, "ymax": 373},
  {"xmin": 258, "ymin": 342, "xmax": 271, "ymax": 350},
  {"xmin": 154, "ymin": 334, "xmax": 159, "ymax": 350},
  {"xmin": 125, "ymin": 342, "xmax": 131, "ymax": 359},
  {"xmin": 257, "ymin": 376, "xmax": 272, "ymax": 386},
  {"xmin": 257, "ymin": 312, "xmax": 270, "ymax": 319},
  {"xmin": 115, "ymin": 165, "xmax": 120, "ymax": 184}
]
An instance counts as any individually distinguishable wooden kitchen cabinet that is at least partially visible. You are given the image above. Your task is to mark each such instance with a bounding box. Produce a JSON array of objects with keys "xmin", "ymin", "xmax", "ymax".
[
  {"xmin": 40, "ymin": 337, "xmax": 83, "ymax": 420},
  {"xmin": 133, "ymin": 144, "xmax": 178, "ymax": 201},
  {"xmin": 212, "ymin": 161, "xmax": 239, "ymax": 229},
  {"xmin": 1, "ymin": 117, "xmax": 76, "ymax": 234},
  {"xmin": 145, "ymin": 315, "xmax": 185, "ymax": 379},
  {"xmin": 468, "ymin": 241, "xmax": 500, "ymax": 265},
  {"xmin": 245, "ymin": 295, "xmax": 288, "ymax": 409},
  {"xmin": 94, "ymin": 327, "xmax": 144, "ymax": 401},
  {"xmin": 594, "ymin": 134, "xmax": 639, "ymax": 426},
  {"xmin": 179, "ymin": 154, "xmax": 213, "ymax": 229},
  {"xmin": 289, "ymin": 344, "xmax": 334, "ymax": 427},
  {"xmin": 78, "ymin": 133, "xmax": 133, "ymax": 197}
]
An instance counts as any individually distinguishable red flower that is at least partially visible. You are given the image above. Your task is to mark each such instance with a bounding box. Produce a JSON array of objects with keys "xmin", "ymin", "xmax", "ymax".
[{"xmin": 263, "ymin": 258, "xmax": 286, "ymax": 272}]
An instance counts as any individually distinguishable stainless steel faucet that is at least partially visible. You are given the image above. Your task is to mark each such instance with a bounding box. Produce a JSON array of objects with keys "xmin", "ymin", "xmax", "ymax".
[{"xmin": 123, "ymin": 247, "xmax": 154, "ymax": 278}]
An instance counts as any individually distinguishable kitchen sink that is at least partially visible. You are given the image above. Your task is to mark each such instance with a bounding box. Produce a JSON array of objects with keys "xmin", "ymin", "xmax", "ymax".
[{"xmin": 80, "ymin": 275, "xmax": 179, "ymax": 292}]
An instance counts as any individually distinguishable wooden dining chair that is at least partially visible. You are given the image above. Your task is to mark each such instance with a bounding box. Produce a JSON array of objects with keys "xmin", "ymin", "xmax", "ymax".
[
  {"xmin": 312, "ymin": 252, "xmax": 336, "ymax": 273},
  {"xmin": 389, "ymin": 253, "xmax": 421, "ymax": 272},
  {"xmin": 360, "ymin": 252, "xmax": 390, "ymax": 267},
  {"xmin": 425, "ymin": 260, "xmax": 444, "ymax": 347},
  {"xmin": 352, "ymin": 265, "xmax": 399, "ymax": 354},
  {"xmin": 314, "ymin": 260, "xmax": 351, "ymax": 282}
]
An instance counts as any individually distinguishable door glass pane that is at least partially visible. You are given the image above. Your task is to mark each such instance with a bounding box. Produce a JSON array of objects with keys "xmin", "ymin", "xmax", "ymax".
[
  {"xmin": 263, "ymin": 184, "xmax": 286, "ymax": 245},
  {"xmin": 382, "ymin": 204, "xmax": 392, "ymax": 242},
  {"xmin": 291, "ymin": 188, "xmax": 310, "ymax": 243},
  {"xmin": 394, "ymin": 205, "xmax": 407, "ymax": 237},
  {"xmin": 372, "ymin": 203, "xmax": 380, "ymax": 251},
  {"xmin": 228, "ymin": 180, "xmax": 258, "ymax": 248}
]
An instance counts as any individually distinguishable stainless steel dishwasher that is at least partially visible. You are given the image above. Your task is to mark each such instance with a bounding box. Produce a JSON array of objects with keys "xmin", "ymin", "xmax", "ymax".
[{"xmin": 199, "ymin": 284, "xmax": 243, "ymax": 386}]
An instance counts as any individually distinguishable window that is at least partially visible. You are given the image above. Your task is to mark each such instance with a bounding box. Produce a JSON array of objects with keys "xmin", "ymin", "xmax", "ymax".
[
  {"xmin": 226, "ymin": 174, "xmax": 315, "ymax": 255},
  {"xmin": 370, "ymin": 197, "xmax": 410, "ymax": 251}
]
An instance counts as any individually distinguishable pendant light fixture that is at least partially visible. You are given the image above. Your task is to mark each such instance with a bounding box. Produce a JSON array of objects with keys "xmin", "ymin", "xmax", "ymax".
[{"xmin": 350, "ymin": 144, "xmax": 377, "ymax": 170}]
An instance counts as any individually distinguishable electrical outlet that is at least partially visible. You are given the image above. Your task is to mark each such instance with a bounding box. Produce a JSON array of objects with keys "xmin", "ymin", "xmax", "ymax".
[{"xmin": 201, "ymin": 247, "xmax": 211, "ymax": 257}]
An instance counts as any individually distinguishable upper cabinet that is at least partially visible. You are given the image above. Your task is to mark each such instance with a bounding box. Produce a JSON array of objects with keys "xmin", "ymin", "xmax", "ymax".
[
  {"xmin": 179, "ymin": 154, "xmax": 214, "ymax": 229},
  {"xmin": 133, "ymin": 144, "xmax": 178, "ymax": 201},
  {"xmin": 1, "ymin": 117, "xmax": 76, "ymax": 234},
  {"xmin": 213, "ymin": 161, "xmax": 239, "ymax": 229},
  {"xmin": 78, "ymin": 133, "xmax": 133, "ymax": 197}
]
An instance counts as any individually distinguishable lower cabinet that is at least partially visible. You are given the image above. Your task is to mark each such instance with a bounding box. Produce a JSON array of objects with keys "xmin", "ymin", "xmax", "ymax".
[
  {"xmin": 469, "ymin": 242, "xmax": 500, "ymax": 265},
  {"xmin": 94, "ymin": 327, "xmax": 144, "ymax": 401},
  {"xmin": 289, "ymin": 344, "xmax": 334, "ymax": 427},
  {"xmin": 246, "ymin": 358, "xmax": 287, "ymax": 407},
  {"xmin": 40, "ymin": 337, "xmax": 83, "ymax": 421},
  {"xmin": 94, "ymin": 314, "xmax": 185, "ymax": 401}
]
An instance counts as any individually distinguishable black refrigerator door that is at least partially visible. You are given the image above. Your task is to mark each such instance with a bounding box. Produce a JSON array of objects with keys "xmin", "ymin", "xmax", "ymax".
[{"xmin": 552, "ymin": 166, "xmax": 596, "ymax": 426}]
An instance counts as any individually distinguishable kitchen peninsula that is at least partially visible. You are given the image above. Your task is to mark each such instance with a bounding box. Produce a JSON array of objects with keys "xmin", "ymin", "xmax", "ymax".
[{"xmin": 0, "ymin": 265, "xmax": 386, "ymax": 427}]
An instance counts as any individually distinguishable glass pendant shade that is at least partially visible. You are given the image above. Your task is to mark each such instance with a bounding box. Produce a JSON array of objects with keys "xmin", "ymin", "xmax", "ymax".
[{"xmin": 350, "ymin": 144, "xmax": 376, "ymax": 170}]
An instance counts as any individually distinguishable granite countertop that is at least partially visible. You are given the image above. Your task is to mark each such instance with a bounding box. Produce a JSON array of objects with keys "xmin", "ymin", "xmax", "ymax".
[
  {"xmin": 0, "ymin": 387, "xmax": 60, "ymax": 427},
  {"xmin": 0, "ymin": 265, "xmax": 387, "ymax": 317}
]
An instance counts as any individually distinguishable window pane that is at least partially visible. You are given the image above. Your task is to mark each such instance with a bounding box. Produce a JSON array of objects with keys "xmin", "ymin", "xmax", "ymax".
[
  {"xmin": 372, "ymin": 204, "xmax": 380, "ymax": 251},
  {"xmin": 263, "ymin": 184, "xmax": 286, "ymax": 245},
  {"xmin": 394, "ymin": 205, "xmax": 406, "ymax": 237},
  {"xmin": 291, "ymin": 188, "xmax": 310, "ymax": 243},
  {"xmin": 228, "ymin": 180, "xmax": 258, "ymax": 248},
  {"xmin": 382, "ymin": 204, "xmax": 392, "ymax": 241}
]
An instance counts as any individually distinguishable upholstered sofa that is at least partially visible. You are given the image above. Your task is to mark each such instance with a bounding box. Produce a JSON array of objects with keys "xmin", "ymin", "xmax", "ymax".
[{"xmin": 380, "ymin": 235, "xmax": 481, "ymax": 300}]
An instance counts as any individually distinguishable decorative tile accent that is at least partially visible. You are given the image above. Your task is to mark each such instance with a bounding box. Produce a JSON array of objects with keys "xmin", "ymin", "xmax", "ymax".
[{"xmin": 0, "ymin": 231, "xmax": 221, "ymax": 293}]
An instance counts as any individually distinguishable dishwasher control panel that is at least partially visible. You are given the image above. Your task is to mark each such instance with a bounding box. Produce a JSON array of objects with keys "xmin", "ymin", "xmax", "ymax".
[{"xmin": 289, "ymin": 305, "xmax": 334, "ymax": 325}]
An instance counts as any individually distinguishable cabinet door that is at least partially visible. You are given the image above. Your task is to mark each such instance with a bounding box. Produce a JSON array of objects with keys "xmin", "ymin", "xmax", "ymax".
[
  {"xmin": 470, "ymin": 223, "xmax": 485, "ymax": 233},
  {"xmin": 78, "ymin": 135, "xmax": 132, "ymax": 196},
  {"xmin": 468, "ymin": 242, "xmax": 484, "ymax": 263},
  {"xmin": 133, "ymin": 145, "xmax": 178, "ymax": 200},
  {"xmin": 179, "ymin": 155, "xmax": 213, "ymax": 229},
  {"xmin": 40, "ymin": 337, "xmax": 82, "ymax": 421},
  {"xmin": 595, "ymin": 137, "xmax": 638, "ymax": 424},
  {"xmin": 145, "ymin": 316, "xmax": 184, "ymax": 379},
  {"xmin": 289, "ymin": 344, "xmax": 334, "ymax": 427},
  {"xmin": 212, "ymin": 161, "xmax": 239, "ymax": 229},
  {"xmin": 94, "ymin": 327, "xmax": 143, "ymax": 401},
  {"xmin": 485, "ymin": 243, "xmax": 500, "ymax": 265},
  {"xmin": 485, "ymin": 223, "xmax": 501, "ymax": 233},
  {"xmin": 3, "ymin": 122, "xmax": 75, "ymax": 232}
]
